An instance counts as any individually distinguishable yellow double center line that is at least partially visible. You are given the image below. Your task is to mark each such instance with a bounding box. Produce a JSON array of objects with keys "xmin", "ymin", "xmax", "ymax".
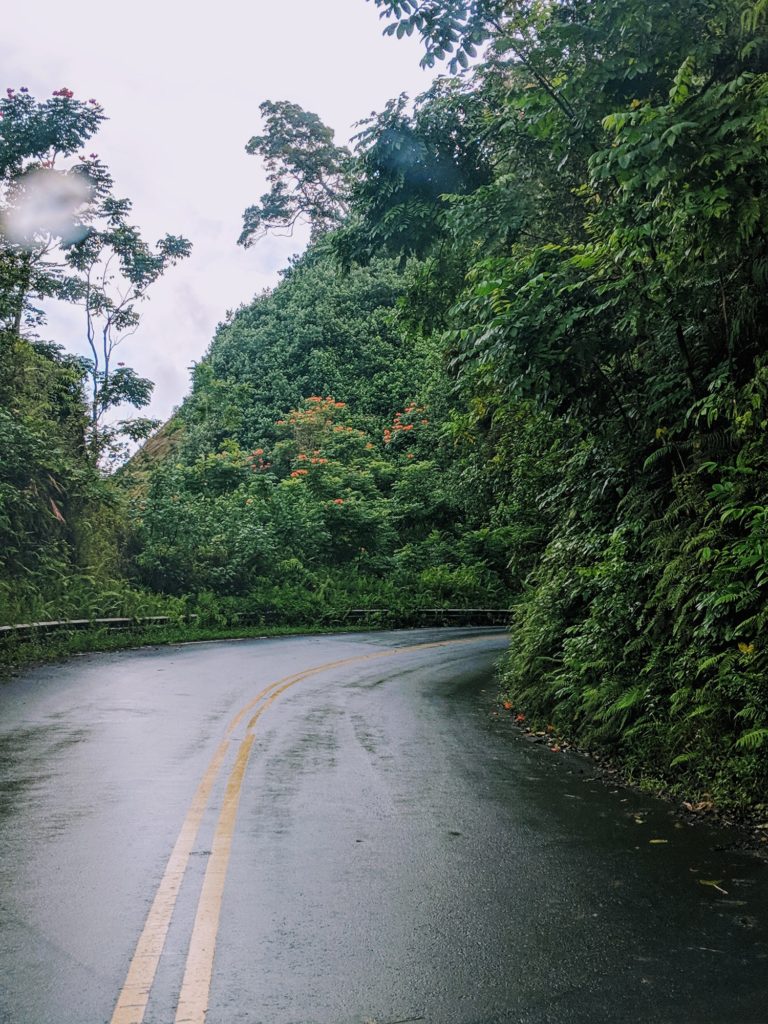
[{"xmin": 111, "ymin": 633, "xmax": 504, "ymax": 1024}]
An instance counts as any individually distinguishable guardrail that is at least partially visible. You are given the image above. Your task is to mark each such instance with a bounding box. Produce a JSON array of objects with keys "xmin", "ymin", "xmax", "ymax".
[
  {"xmin": 0, "ymin": 607, "xmax": 511, "ymax": 643},
  {"xmin": 0, "ymin": 615, "xmax": 197, "ymax": 640}
]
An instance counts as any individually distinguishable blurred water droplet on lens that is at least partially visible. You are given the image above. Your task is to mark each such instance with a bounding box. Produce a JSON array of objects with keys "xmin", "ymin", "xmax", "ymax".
[{"xmin": 2, "ymin": 167, "xmax": 93, "ymax": 247}]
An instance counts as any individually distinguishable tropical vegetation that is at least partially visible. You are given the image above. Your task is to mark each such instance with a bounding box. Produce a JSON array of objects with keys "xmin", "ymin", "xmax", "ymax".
[{"xmin": 2, "ymin": 0, "xmax": 768, "ymax": 809}]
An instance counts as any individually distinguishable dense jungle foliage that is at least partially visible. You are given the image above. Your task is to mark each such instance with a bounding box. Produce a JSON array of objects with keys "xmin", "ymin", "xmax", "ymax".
[
  {"xmin": 0, "ymin": 87, "xmax": 189, "ymax": 622},
  {"xmin": 2, "ymin": 0, "xmax": 768, "ymax": 809},
  {"xmin": 125, "ymin": 249, "xmax": 515, "ymax": 616}
]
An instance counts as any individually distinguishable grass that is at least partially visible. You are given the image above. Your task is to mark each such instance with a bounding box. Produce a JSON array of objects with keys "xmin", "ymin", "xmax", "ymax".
[{"xmin": 0, "ymin": 620, "xmax": 388, "ymax": 676}]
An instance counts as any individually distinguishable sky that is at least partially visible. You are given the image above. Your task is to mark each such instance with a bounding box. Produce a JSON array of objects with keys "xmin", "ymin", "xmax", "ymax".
[{"xmin": 2, "ymin": 0, "xmax": 433, "ymax": 421}]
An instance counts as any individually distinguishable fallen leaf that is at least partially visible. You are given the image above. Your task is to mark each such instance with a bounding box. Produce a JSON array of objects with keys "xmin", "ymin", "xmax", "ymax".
[
  {"xmin": 699, "ymin": 879, "xmax": 729, "ymax": 895},
  {"xmin": 684, "ymin": 800, "xmax": 714, "ymax": 813}
]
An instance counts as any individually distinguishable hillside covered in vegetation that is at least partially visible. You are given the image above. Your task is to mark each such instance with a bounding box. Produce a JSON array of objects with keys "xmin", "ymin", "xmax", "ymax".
[
  {"xmin": 124, "ymin": 248, "xmax": 517, "ymax": 616},
  {"xmin": 3, "ymin": 0, "xmax": 768, "ymax": 810}
]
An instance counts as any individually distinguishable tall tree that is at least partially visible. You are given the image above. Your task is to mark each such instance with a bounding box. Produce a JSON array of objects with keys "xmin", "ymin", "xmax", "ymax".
[
  {"xmin": 0, "ymin": 86, "xmax": 191, "ymax": 463},
  {"xmin": 0, "ymin": 86, "xmax": 104, "ymax": 340},
  {"xmin": 239, "ymin": 100, "xmax": 352, "ymax": 247}
]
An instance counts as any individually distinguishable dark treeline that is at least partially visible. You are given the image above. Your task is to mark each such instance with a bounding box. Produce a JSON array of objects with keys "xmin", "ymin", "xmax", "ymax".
[{"xmin": 2, "ymin": 0, "xmax": 768, "ymax": 808}]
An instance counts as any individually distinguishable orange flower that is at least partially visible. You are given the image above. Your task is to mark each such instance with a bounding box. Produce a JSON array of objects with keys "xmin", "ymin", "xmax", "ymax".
[
  {"xmin": 515, "ymin": 713, "xmax": 526, "ymax": 723},
  {"xmin": 254, "ymin": 448, "xmax": 264, "ymax": 455},
  {"xmin": 290, "ymin": 469, "xmax": 308, "ymax": 478},
  {"xmin": 332, "ymin": 498, "xmax": 344, "ymax": 505},
  {"xmin": 502, "ymin": 701, "xmax": 513, "ymax": 710}
]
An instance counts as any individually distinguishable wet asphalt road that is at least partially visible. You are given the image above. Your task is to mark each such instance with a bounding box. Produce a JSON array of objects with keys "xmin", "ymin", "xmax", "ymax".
[{"xmin": 0, "ymin": 628, "xmax": 767, "ymax": 1024}]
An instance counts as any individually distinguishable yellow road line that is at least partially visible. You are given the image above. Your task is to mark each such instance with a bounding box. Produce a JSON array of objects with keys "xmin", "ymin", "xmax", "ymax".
[
  {"xmin": 174, "ymin": 671, "xmax": 343, "ymax": 1024},
  {"xmin": 111, "ymin": 632, "xmax": 505, "ymax": 1024},
  {"xmin": 223, "ymin": 655, "xmax": 367, "ymax": 736},
  {"xmin": 223, "ymin": 633, "xmax": 499, "ymax": 737},
  {"xmin": 110, "ymin": 669, "xmax": 313, "ymax": 1024},
  {"xmin": 174, "ymin": 733, "xmax": 255, "ymax": 1024},
  {"xmin": 110, "ymin": 736, "xmax": 230, "ymax": 1024},
  {"xmin": 173, "ymin": 634, "xmax": 504, "ymax": 1024}
]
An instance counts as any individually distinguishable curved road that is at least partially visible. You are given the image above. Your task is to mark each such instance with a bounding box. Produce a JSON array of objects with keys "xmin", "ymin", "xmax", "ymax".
[{"xmin": 0, "ymin": 629, "xmax": 766, "ymax": 1024}]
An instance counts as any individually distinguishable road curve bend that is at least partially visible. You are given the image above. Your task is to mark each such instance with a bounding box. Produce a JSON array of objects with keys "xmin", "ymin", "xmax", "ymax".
[{"xmin": 1, "ymin": 629, "xmax": 766, "ymax": 1024}]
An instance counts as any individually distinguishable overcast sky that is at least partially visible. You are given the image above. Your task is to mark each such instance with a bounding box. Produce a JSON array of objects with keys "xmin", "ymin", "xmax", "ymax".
[{"xmin": 3, "ymin": 0, "xmax": 432, "ymax": 420}]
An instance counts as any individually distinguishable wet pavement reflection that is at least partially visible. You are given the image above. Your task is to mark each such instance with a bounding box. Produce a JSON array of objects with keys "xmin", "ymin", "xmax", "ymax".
[{"xmin": 0, "ymin": 630, "xmax": 766, "ymax": 1024}]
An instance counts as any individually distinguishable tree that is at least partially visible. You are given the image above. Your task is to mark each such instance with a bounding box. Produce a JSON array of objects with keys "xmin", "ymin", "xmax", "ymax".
[
  {"xmin": 361, "ymin": 0, "xmax": 768, "ymax": 803},
  {"xmin": 0, "ymin": 86, "xmax": 105, "ymax": 339},
  {"xmin": 368, "ymin": 0, "xmax": 504, "ymax": 72},
  {"xmin": 239, "ymin": 100, "xmax": 352, "ymax": 246},
  {"xmin": 335, "ymin": 76, "xmax": 494, "ymax": 267},
  {"xmin": 64, "ymin": 189, "xmax": 191, "ymax": 460},
  {"xmin": 0, "ymin": 86, "xmax": 191, "ymax": 463}
]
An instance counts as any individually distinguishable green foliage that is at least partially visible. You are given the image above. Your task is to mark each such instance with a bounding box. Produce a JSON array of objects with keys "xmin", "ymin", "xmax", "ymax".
[
  {"xmin": 182, "ymin": 247, "xmax": 420, "ymax": 450},
  {"xmin": 357, "ymin": 0, "xmax": 768, "ymax": 808},
  {"xmin": 239, "ymin": 100, "xmax": 352, "ymax": 245},
  {"xmin": 131, "ymin": 248, "xmax": 514, "ymax": 615},
  {"xmin": 0, "ymin": 336, "xmax": 131, "ymax": 624},
  {"xmin": 0, "ymin": 85, "xmax": 191, "ymax": 462},
  {"xmin": 6, "ymin": 5, "xmax": 768, "ymax": 817},
  {"xmin": 0, "ymin": 86, "xmax": 190, "ymax": 624},
  {"xmin": 335, "ymin": 78, "xmax": 493, "ymax": 265},
  {"xmin": 369, "ymin": 0, "xmax": 503, "ymax": 72}
]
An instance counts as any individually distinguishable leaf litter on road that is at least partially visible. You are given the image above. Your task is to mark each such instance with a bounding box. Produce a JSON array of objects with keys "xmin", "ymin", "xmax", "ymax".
[{"xmin": 699, "ymin": 879, "xmax": 729, "ymax": 895}]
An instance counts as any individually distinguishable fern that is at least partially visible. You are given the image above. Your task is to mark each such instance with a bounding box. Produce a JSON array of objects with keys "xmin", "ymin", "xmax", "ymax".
[{"xmin": 735, "ymin": 728, "xmax": 768, "ymax": 751}]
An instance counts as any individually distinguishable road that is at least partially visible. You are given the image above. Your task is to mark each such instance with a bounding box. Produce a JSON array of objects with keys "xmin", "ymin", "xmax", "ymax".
[{"xmin": 0, "ymin": 628, "xmax": 767, "ymax": 1024}]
